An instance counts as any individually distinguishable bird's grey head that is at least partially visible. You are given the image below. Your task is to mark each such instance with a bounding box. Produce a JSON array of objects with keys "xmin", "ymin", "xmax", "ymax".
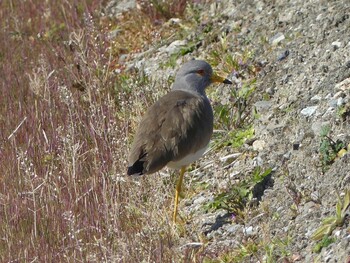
[{"xmin": 172, "ymin": 60, "xmax": 214, "ymax": 95}]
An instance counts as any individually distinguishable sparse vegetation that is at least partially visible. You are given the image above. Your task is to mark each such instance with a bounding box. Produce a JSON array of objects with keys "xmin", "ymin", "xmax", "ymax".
[
  {"xmin": 210, "ymin": 236, "xmax": 292, "ymax": 263},
  {"xmin": 319, "ymin": 125, "xmax": 347, "ymax": 172},
  {"xmin": 312, "ymin": 236, "xmax": 336, "ymax": 253},
  {"xmin": 205, "ymin": 167, "xmax": 272, "ymax": 221},
  {"xmin": 311, "ymin": 189, "xmax": 350, "ymax": 244},
  {"xmin": 336, "ymin": 103, "xmax": 350, "ymax": 121}
]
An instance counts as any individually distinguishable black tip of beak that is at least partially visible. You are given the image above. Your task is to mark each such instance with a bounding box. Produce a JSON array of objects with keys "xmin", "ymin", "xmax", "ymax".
[{"xmin": 223, "ymin": 79, "xmax": 233, "ymax": 84}]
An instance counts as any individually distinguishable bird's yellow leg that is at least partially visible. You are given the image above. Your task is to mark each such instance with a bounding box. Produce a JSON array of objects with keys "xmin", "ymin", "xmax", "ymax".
[{"xmin": 173, "ymin": 166, "xmax": 186, "ymax": 223}]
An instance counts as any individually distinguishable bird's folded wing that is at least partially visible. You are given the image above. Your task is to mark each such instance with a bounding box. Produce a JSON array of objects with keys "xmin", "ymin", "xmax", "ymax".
[{"xmin": 127, "ymin": 90, "xmax": 213, "ymax": 175}]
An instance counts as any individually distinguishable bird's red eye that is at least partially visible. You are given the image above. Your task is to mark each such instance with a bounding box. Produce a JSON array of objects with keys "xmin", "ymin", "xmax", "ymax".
[{"xmin": 197, "ymin": 69, "xmax": 205, "ymax": 76}]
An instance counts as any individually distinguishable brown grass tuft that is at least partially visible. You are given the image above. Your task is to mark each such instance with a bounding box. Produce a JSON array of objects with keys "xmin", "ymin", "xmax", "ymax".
[{"xmin": 0, "ymin": 0, "xmax": 183, "ymax": 261}]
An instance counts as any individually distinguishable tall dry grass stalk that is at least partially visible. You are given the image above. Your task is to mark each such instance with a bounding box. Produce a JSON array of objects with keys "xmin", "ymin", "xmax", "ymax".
[{"xmin": 0, "ymin": 0, "xmax": 185, "ymax": 261}]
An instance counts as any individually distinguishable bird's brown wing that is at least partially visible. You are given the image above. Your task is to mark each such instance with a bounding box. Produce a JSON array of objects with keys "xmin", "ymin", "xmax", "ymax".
[{"xmin": 127, "ymin": 90, "xmax": 213, "ymax": 175}]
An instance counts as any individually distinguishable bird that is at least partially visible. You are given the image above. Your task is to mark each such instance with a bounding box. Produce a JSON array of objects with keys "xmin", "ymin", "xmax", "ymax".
[{"xmin": 127, "ymin": 59, "xmax": 232, "ymax": 223}]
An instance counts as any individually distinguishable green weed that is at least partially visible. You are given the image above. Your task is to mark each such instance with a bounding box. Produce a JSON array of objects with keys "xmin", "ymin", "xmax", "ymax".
[
  {"xmin": 311, "ymin": 189, "xmax": 350, "ymax": 244},
  {"xmin": 337, "ymin": 103, "xmax": 350, "ymax": 120},
  {"xmin": 211, "ymin": 236, "xmax": 291, "ymax": 263},
  {"xmin": 204, "ymin": 167, "xmax": 272, "ymax": 220},
  {"xmin": 319, "ymin": 126, "xmax": 346, "ymax": 172},
  {"xmin": 312, "ymin": 236, "xmax": 336, "ymax": 253}
]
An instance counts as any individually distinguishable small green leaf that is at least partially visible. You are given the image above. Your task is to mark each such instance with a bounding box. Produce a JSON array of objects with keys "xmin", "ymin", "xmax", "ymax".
[
  {"xmin": 311, "ymin": 224, "xmax": 334, "ymax": 241},
  {"xmin": 342, "ymin": 189, "xmax": 350, "ymax": 215},
  {"xmin": 336, "ymin": 201, "xmax": 342, "ymax": 218}
]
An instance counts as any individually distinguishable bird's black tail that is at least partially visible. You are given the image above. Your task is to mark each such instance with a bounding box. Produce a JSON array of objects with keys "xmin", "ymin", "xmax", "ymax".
[{"xmin": 127, "ymin": 160, "xmax": 144, "ymax": 176}]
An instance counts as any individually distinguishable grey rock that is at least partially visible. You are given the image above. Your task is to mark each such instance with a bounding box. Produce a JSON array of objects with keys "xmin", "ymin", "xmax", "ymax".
[
  {"xmin": 335, "ymin": 78, "xmax": 350, "ymax": 91},
  {"xmin": 337, "ymin": 97, "xmax": 344, "ymax": 106},
  {"xmin": 300, "ymin": 106, "xmax": 318, "ymax": 116},
  {"xmin": 310, "ymin": 94, "xmax": 322, "ymax": 102},
  {"xmin": 243, "ymin": 226, "xmax": 255, "ymax": 236},
  {"xmin": 252, "ymin": 155, "xmax": 264, "ymax": 166},
  {"xmin": 193, "ymin": 196, "xmax": 207, "ymax": 206},
  {"xmin": 181, "ymin": 242, "xmax": 203, "ymax": 249},
  {"xmin": 333, "ymin": 91, "xmax": 344, "ymax": 99},
  {"xmin": 105, "ymin": 0, "xmax": 136, "ymax": 17},
  {"xmin": 254, "ymin": 100, "xmax": 273, "ymax": 112},
  {"xmin": 328, "ymin": 99, "xmax": 338, "ymax": 108},
  {"xmin": 323, "ymin": 107, "xmax": 335, "ymax": 118},
  {"xmin": 340, "ymin": 235, "xmax": 350, "ymax": 248},
  {"xmin": 270, "ymin": 32, "xmax": 285, "ymax": 45},
  {"xmin": 277, "ymin": 50, "xmax": 290, "ymax": 61},
  {"xmin": 283, "ymin": 151, "xmax": 291, "ymax": 159},
  {"xmin": 266, "ymin": 86, "xmax": 276, "ymax": 95},
  {"xmin": 167, "ymin": 18, "xmax": 182, "ymax": 25},
  {"xmin": 279, "ymin": 12, "xmax": 293, "ymax": 23},
  {"xmin": 252, "ymin": 140, "xmax": 266, "ymax": 151},
  {"xmin": 226, "ymin": 224, "xmax": 241, "ymax": 234},
  {"xmin": 159, "ymin": 40, "xmax": 188, "ymax": 55},
  {"xmin": 331, "ymin": 40, "xmax": 342, "ymax": 49},
  {"xmin": 118, "ymin": 54, "xmax": 128, "ymax": 64}
]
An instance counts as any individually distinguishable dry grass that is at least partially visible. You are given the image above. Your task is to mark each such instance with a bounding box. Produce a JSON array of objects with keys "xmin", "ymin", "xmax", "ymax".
[
  {"xmin": 0, "ymin": 0, "xmax": 262, "ymax": 261},
  {"xmin": 0, "ymin": 0, "xmax": 187, "ymax": 261}
]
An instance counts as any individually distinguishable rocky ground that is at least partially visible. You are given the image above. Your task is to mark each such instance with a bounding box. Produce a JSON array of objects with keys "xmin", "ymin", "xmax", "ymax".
[{"xmin": 107, "ymin": 0, "xmax": 350, "ymax": 261}]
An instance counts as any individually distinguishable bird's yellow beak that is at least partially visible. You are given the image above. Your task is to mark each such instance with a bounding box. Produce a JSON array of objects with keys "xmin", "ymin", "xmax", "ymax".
[{"xmin": 210, "ymin": 74, "xmax": 232, "ymax": 84}]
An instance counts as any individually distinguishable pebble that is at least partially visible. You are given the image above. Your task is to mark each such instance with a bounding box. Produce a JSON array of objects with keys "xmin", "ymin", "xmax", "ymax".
[
  {"xmin": 266, "ymin": 86, "xmax": 276, "ymax": 95},
  {"xmin": 322, "ymin": 108, "xmax": 335, "ymax": 119},
  {"xmin": 159, "ymin": 40, "xmax": 188, "ymax": 55},
  {"xmin": 331, "ymin": 40, "xmax": 342, "ymax": 49},
  {"xmin": 279, "ymin": 12, "xmax": 293, "ymax": 23},
  {"xmin": 253, "ymin": 155, "xmax": 264, "ymax": 166},
  {"xmin": 335, "ymin": 78, "xmax": 350, "ymax": 91},
  {"xmin": 283, "ymin": 151, "xmax": 291, "ymax": 159},
  {"xmin": 270, "ymin": 32, "xmax": 285, "ymax": 45},
  {"xmin": 277, "ymin": 50, "xmax": 290, "ymax": 61},
  {"xmin": 337, "ymin": 97, "xmax": 344, "ymax": 106},
  {"xmin": 182, "ymin": 242, "xmax": 203, "ymax": 249},
  {"xmin": 254, "ymin": 100, "xmax": 273, "ymax": 112},
  {"xmin": 300, "ymin": 106, "xmax": 318, "ymax": 117},
  {"xmin": 193, "ymin": 196, "xmax": 207, "ymax": 206},
  {"xmin": 227, "ymin": 224, "xmax": 241, "ymax": 234},
  {"xmin": 340, "ymin": 235, "xmax": 350, "ymax": 248},
  {"xmin": 334, "ymin": 230, "xmax": 341, "ymax": 237},
  {"xmin": 310, "ymin": 94, "xmax": 322, "ymax": 102},
  {"xmin": 244, "ymin": 226, "xmax": 254, "ymax": 236},
  {"xmin": 328, "ymin": 99, "xmax": 338, "ymax": 108},
  {"xmin": 105, "ymin": 0, "xmax": 136, "ymax": 16},
  {"xmin": 229, "ymin": 170, "xmax": 240, "ymax": 178},
  {"xmin": 253, "ymin": 140, "xmax": 266, "ymax": 151},
  {"xmin": 220, "ymin": 153, "xmax": 241, "ymax": 163},
  {"xmin": 333, "ymin": 91, "xmax": 344, "ymax": 99},
  {"xmin": 167, "ymin": 18, "xmax": 182, "ymax": 25}
]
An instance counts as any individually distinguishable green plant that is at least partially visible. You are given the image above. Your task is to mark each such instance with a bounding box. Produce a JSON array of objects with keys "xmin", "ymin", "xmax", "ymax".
[
  {"xmin": 319, "ymin": 126, "xmax": 346, "ymax": 171},
  {"xmin": 264, "ymin": 237, "xmax": 291, "ymax": 262},
  {"xmin": 336, "ymin": 103, "xmax": 350, "ymax": 120},
  {"xmin": 311, "ymin": 189, "xmax": 350, "ymax": 243},
  {"xmin": 312, "ymin": 236, "xmax": 336, "ymax": 253},
  {"xmin": 204, "ymin": 167, "xmax": 272, "ymax": 220},
  {"xmin": 213, "ymin": 236, "xmax": 291, "ymax": 263},
  {"xmin": 213, "ymin": 77, "xmax": 257, "ymax": 134}
]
